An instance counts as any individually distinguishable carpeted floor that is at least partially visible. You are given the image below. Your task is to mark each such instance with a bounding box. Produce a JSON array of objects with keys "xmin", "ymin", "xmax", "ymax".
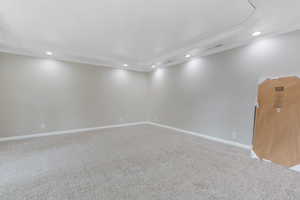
[{"xmin": 1, "ymin": 124, "xmax": 300, "ymax": 200}]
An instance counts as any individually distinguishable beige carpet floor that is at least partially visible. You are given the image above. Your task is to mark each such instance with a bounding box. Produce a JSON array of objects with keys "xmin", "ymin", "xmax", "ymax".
[{"xmin": 1, "ymin": 124, "xmax": 300, "ymax": 200}]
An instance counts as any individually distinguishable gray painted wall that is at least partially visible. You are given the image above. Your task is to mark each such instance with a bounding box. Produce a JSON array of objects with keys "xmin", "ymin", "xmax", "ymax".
[
  {"xmin": 0, "ymin": 53, "xmax": 148, "ymax": 137},
  {"xmin": 1, "ymin": 30, "xmax": 300, "ymax": 143},
  {"xmin": 148, "ymin": 30, "xmax": 300, "ymax": 145}
]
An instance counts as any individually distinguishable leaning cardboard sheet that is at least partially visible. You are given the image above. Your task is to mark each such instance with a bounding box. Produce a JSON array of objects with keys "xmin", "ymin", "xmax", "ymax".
[{"xmin": 253, "ymin": 76, "xmax": 300, "ymax": 172}]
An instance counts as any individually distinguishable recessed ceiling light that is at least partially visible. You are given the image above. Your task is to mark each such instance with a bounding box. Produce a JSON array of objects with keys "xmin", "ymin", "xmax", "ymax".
[
  {"xmin": 123, "ymin": 64, "xmax": 128, "ymax": 67},
  {"xmin": 151, "ymin": 65, "xmax": 156, "ymax": 69},
  {"xmin": 252, "ymin": 32, "xmax": 261, "ymax": 37},
  {"xmin": 185, "ymin": 54, "xmax": 191, "ymax": 58},
  {"xmin": 46, "ymin": 51, "xmax": 53, "ymax": 56}
]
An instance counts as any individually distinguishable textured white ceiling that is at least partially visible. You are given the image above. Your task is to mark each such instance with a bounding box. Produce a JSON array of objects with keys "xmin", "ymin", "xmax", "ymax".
[{"xmin": 0, "ymin": 0, "xmax": 300, "ymax": 71}]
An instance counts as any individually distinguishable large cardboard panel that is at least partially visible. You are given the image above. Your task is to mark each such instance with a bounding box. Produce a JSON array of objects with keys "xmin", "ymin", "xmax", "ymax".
[{"xmin": 253, "ymin": 76, "xmax": 300, "ymax": 167}]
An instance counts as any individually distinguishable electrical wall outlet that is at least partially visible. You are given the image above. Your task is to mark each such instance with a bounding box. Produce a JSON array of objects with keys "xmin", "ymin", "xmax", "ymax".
[
  {"xmin": 152, "ymin": 116, "xmax": 159, "ymax": 122},
  {"xmin": 40, "ymin": 123, "xmax": 46, "ymax": 129},
  {"xmin": 232, "ymin": 131, "xmax": 237, "ymax": 140}
]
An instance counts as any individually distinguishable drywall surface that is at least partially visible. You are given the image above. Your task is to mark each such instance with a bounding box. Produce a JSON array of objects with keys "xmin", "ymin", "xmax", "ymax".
[
  {"xmin": 2, "ymin": 30, "xmax": 300, "ymax": 142},
  {"xmin": 148, "ymin": 30, "xmax": 300, "ymax": 145},
  {"xmin": 0, "ymin": 53, "xmax": 148, "ymax": 137}
]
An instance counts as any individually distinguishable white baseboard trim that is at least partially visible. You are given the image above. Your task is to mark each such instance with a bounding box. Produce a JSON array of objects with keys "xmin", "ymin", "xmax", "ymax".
[
  {"xmin": 146, "ymin": 122, "xmax": 252, "ymax": 150},
  {"xmin": 0, "ymin": 121, "xmax": 148, "ymax": 142},
  {"xmin": 0, "ymin": 121, "xmax": 252, "ymax": 151}
]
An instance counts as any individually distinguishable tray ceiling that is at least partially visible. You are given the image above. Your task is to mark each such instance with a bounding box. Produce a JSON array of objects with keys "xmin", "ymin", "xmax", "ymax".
[{"xmin": 0, "ymin": 0, "xmax": 300, "ymax": 71}]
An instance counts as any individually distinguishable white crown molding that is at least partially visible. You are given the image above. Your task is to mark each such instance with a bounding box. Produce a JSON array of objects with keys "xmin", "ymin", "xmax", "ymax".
[
  {"xmin": 155, "ymin": 24, "xmax": 300, "ymax": 69},
  {"xmin": 0, "ymin": 47, "xmax": 151, "ymax": 72},
  {"xmin": 0, "ymin": 0, "xmax": 299, "ymax": 72},
  {"xmin": 0, "ymin": 0, "xmax": 256, "ymax": 72},
  {"xmin": 0, "ymin": 24, "xmax": 299, "ymax": 74},
  {"xmin": 143, "ymin": 0, "xmax": 257, "ymax": 67}
]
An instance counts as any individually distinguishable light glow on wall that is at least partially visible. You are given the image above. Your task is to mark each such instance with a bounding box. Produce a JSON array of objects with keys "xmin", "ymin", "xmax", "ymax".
[
  {"xmin": 114, "ymin": 69, "xmax": 130, "ymax": 84},
  {"xmin": 184, "ymin": 58, "xmax": 205, "ymax": 76},
  {"xmin": 45, "ymin": 51, "xmax": 53, "ymax": 56},
  {"xmin": 153, "ymin": 68, "xmax": 164, "ymax": 80},
  {"xmin": 248, "ymin": 38, "xmax": 279, "ymax": 58},
  {"xmin": 40, "ymin": 59, "xmax": 61, "ymax": 73}
]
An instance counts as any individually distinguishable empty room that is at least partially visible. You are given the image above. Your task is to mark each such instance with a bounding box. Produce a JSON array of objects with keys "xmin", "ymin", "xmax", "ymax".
[{"xmin": 1, "ymin": 0, "xmax": 300, "ymax": 199}]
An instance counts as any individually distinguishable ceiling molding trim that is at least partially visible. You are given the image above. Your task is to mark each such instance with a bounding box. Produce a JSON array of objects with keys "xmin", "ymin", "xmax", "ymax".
[
  {"xmin": 142, "ymin": 0, "xmax": 257, "ymax": 66},
  {"xmin": 157, "ymin": 25, "xmax": 300, "ymax": 70},
  {"xmin": 0, "ymin": 46, "xmax": 150, "ymax": 72}
]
